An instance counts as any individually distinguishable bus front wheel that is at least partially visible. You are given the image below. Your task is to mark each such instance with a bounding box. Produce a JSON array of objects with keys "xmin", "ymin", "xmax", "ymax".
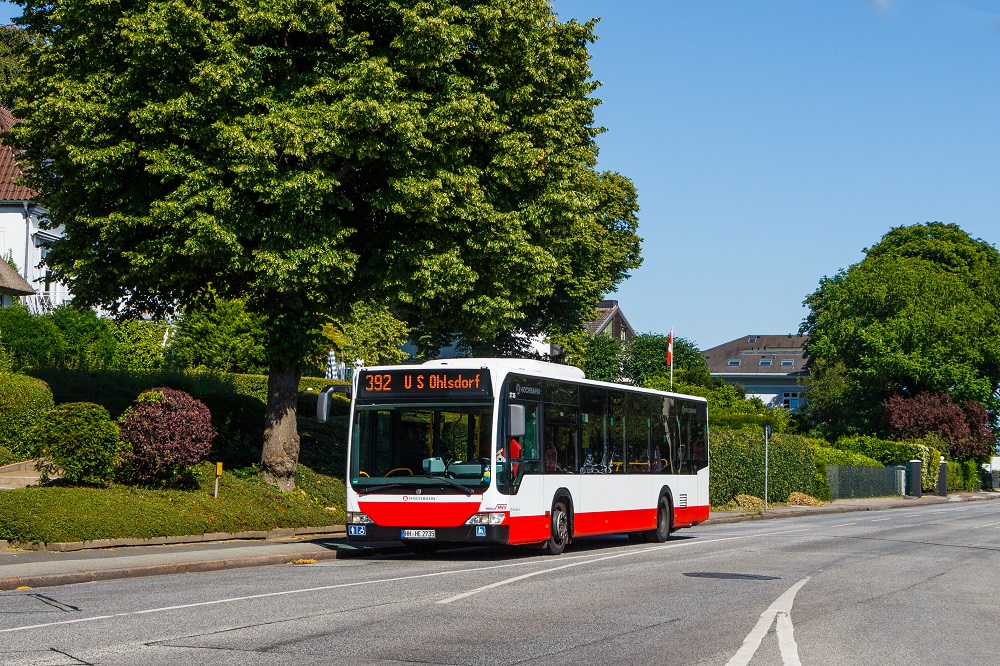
[
  {"xmin": 645, "ymin": 497, "xmax": 672, "ymax": 543},
  {"xmin": 544, "ymin": 501, "xmax": 570, "ymax": 555}
]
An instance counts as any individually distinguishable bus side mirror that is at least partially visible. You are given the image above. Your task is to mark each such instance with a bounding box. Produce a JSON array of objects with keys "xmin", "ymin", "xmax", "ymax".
[
  {"xmin": 509, "ymin": 404, "xmax": 525, "ymax": 438},
  {"xmin": 317, "ymin": 384, "xmax": 351, "ymax": 423}
]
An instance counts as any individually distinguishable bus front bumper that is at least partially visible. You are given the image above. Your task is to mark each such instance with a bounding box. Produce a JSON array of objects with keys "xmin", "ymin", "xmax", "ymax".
[{"xmin": 345, "ymin": 524, "xmax": 510, "ymax": 544}]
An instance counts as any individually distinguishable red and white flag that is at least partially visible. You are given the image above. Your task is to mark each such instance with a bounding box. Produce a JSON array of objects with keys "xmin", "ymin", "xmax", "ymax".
[{"xmin": 666, "ymin": 330, "xmax": 674, "ymax": 368}]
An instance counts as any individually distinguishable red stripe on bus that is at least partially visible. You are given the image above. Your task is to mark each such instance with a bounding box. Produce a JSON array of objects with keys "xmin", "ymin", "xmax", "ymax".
[{"xmin": 358, "ymin": 501, "xmax": 480, "ymax": 527}]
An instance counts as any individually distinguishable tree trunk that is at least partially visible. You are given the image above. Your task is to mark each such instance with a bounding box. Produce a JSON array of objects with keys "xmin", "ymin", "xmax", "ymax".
[{"xmin": 261, "ymin": 359, "xmax": 301, "ymax": 491}]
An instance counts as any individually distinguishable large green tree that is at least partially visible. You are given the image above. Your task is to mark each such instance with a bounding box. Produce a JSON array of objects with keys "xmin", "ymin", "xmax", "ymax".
[
  {"xmin": 801, "ymin": 222, "xmax": 1000, "ymax": 437},
  {"xmin": 9, "ymin": 0, "xmax": 641, "ymax": 489}
]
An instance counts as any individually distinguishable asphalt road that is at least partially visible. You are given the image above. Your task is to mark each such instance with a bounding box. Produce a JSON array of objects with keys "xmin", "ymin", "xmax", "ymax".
[{"xmin": 2, "ymin": 500, "xmax": 999, "ymax": 665}]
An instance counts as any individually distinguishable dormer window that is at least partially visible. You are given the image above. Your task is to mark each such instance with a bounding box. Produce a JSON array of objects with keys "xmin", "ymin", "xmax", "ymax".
[
  {"xmin": 727, "ymin": 359, "xmax": 741, "ymax": 366},
  {"xmin": 781, "ymin": 359, "xmax": 794, "ymax": 366},
  {"xmin": 747, "ymin": 336, "xmax": 757, "ymax": 343},
  {"xmin": 759, "ymin": 359, "xmax": 772, "ymax": 366}
]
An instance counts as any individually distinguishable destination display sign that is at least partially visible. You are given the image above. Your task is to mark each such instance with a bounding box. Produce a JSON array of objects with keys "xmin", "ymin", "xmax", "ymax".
[{"xmin": 357, "ymin": 369, "xmax": 493, "ymax": 400}]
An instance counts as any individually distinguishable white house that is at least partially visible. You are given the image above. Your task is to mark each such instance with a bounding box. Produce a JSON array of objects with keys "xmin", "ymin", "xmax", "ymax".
[
  {"xmin": 703, "ymin": 334, "xmax": 809, "ymax": 410},
  {"xmin": 0, "ymin": 107, "xmax": 71, "ymax": 313}
]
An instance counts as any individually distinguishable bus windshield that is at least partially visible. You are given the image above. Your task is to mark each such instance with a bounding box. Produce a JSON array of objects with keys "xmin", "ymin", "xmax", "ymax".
[{"xmin": 350, "ymin": 404, "xmax": 494, "ymax": 494}]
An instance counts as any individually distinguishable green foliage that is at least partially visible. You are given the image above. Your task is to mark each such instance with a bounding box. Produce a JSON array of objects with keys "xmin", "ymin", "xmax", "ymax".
[
  {"xmin": 651, "ymin": 376, "xmax": 792, "ymax": 433},
  {"xmin": 0, "ymin": 304, "xmax": 68, "ymax": 369},
  {"xmin": 8, "ymin": 1, "xmax": 642, "ymax": 376},
  {"xmin": 708, "ymin": 427, "xmax": 816, "ymax": 506},
  {"xmin": 583, "ymin": 334, "xmax": 624, "ymax": 382},
  {"xmin": 0, "ymin": 25, "xmax": 32, "ymax": 108},
  {"xmin": 0, "ymin": 372, "xmax": 54, "ymax": 459},
  {"xmin": 108, "ymin": 319, "xmax": 167, "ymax": 372},
  {"xmin": 0, "ymin": 305, "xmax": 167, "ymax": 373},
  {"xmin": 32, "ymin": 402, "xmax": 122, "ymax": 486},
  {"xmin": 0, "ymin": 462, "xmax": 342, "ymax": 544},
  {"xmin": 812, "ymin": 445, "xmax": 883, "ymax": 468},
  {"xmin": 623, "ymin": 333, "xmax": 710, "ymax": 387},
  {"xmin": 0, "ymin": 445, "xmax": 16, "ymax": 466},
  {"xmin": 802, "ymin": 222, "xmax": 1000, "ymax": 434},
  {"xmin": 322, "ymin": 302, "xmax": 410, "ymax": 367},
  {"xmin": 945, "ymin": 458, "xmax": 981, "ymax": 492},
  {"xmin": 168, "ymin": 296, "xmax": 267, "ymax": 374},
  {"xmin": 49, "ymin": 305, "xmax": 117, "ymax": 370}
]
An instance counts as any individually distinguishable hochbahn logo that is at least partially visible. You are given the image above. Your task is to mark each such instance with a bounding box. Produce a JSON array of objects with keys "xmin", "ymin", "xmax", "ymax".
[{"xmin": 515, "ymin": 384, "xmax": 541, "ymax": 395}]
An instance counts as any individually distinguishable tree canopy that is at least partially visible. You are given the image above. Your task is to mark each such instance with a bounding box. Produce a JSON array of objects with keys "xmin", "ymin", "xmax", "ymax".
[
  {"xmin": 801, "ymin": 222, "xmax": 1000, "ymax": 440},
  {"xmin": 9, "ymin": 0, "xmax": 641, "ymax": 488}
]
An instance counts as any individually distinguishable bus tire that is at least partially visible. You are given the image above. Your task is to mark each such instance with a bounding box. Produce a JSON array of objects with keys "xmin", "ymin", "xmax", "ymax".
[
  {"xmin": 645, "ymin": 496, "xmax": 672, "ymax": 543},
  {"xmin": 544, "ymin": 501, "xmax": 570, "ymax": 555}
]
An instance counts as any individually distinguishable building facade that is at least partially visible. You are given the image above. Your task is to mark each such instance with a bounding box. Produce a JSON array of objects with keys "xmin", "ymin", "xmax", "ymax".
[
  {"xmin": 703, "ymin": 334, "xmax": 809, "ymax": 410},
  {"xmin": 0, "ymin": 107, "xmax": 71, "ymax": 312}
]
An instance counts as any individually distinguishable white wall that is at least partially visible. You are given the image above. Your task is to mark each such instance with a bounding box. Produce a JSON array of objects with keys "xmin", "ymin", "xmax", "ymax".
[{"xmin": 0, "ymin": 204, "xmax": 71, "ymax": 311}]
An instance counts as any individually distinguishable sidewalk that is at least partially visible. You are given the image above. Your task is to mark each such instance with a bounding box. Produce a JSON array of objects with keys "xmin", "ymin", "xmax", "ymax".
[{"xmin": 2, "ymin": 491, "xmax": 997, "ymax": 592}]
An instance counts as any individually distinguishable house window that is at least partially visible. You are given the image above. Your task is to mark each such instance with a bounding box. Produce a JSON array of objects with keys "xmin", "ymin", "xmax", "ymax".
[
  {"xmin": 747, "ymin": 336, "xmax": 757, "ymax": 343},
  {"xmin": 727, "ymin": 359, "xmax": 741, "ymax": 366},
  {"xmin": 783, "ymin": 392, "xmax": 800, "ymax": 409},
  {"xmin": 781, "ymin": 359, "xmax": 794, "ymax": 366},
  {"xmin": 759, "ymin": 359, "xmax": 772, "ymax": 366}
]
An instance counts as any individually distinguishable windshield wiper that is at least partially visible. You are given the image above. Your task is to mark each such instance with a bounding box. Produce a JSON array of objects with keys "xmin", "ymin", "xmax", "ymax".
[
  {"xmin": 356, "ymin": 483, "xmax": 409, "ymax": 496},
  {"xmin": 419, "ymin": 476, "xmax": 474, "ymax": 496},
  {"xmin": 356, "ymin": 478, "xmax": 474, "ymax": 496}
]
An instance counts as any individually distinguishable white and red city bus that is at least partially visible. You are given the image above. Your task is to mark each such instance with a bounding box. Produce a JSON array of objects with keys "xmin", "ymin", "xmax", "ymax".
[{"xmin": 319, "ymin": 358, "xmax": 709, "ymax": 554}]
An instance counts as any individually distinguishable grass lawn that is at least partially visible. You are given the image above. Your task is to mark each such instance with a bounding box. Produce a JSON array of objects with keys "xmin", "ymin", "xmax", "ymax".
[{"xmin": 0, "ymin": 462, "xmax": 345, "ymax": 545}]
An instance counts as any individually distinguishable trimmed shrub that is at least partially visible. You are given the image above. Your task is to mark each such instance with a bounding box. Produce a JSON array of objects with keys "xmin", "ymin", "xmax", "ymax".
[
  {"xmin": 709, "ymin": 427, "xmax": 815, "ymax": 506},
  {"xmin": 32, "ymin": 402, "xmax": 121, "ymax": 485},
  {"xmin": 119, "ymin": 388, "xmax": 215, "ymax": 484},
  {"xmin": 0, "ymin": 373, "xmax": 55, "ymax": 459},
  {"xmin": 0, "ymin": 445, "xmax": 16, "ymax": 466}
]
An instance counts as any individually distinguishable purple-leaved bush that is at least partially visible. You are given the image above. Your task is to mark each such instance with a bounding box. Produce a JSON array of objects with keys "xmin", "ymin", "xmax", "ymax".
[{"xmin": 119, "ymin": 387, "xmax": 215, "ymax": 483}]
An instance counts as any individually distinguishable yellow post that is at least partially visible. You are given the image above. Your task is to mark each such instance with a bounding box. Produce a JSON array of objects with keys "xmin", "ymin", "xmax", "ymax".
[{"xmin": 214, "ymin": 462, "xmax": 223, "ymax": 498}]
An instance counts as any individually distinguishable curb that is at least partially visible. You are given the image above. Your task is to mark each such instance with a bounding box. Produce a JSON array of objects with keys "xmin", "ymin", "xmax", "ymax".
[
  {"xmin": 0, "ymin": 542, "xmax": 406, "ymax": 592},
  {"xmin": 4, "ymin": 525, "xmax": 347, "ymax": 553},
  {"xmin": 702, "ymin": 492, "xmax": 998, "ymax": 526}
]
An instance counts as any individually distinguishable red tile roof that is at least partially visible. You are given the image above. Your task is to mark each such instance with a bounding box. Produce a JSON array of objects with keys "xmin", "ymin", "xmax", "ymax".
[{"xmin": 0, "ymin": 106, "xmax": 36, "ymax": 201}]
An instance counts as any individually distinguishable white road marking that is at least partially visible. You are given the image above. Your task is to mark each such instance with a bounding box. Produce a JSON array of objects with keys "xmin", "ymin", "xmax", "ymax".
[
  {"xmin": 973, "ymin": 521, "xmax": 1000, "ymax": 529},
  {"xmin": 871, "ymin": 518, "xmax": 893, "ymax": 522},
  {"xmin": 826, "ymin": 522, "xmax": 856, "ymax": 528},
  {"xmin": 3, "ymin": 530, "xmax": 812, "ymax": 633},
  {"xmin": 437, "ymin": 534, "xmax": 756, "ymax": 605},
  {"xmin": 725, "ymin": 577, "xmax": 810, "ymax": 666}
]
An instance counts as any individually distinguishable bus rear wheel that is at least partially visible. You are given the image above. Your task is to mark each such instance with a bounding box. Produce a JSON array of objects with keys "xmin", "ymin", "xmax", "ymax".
[
  {"xmin": 544, "ymin": 501, "xmax": 570, "ymax": 555},
  {"xmin": 645, "ymin": 497, "xmax": 672, "ymax": 543}
]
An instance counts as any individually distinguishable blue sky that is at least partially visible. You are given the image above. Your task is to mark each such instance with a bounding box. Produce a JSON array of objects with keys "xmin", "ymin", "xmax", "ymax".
[{"xmin": 3, "ymin": 1, "xmax": 998, "ymax": 350}]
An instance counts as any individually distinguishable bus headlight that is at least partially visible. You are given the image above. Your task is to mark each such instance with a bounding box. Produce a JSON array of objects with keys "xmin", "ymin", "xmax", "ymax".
[
  {"xmin": 347, "ymin": 511, "xmax": 374, "ymax": 524},
  {"xmin": 465, "ymin": 512, "xmax": 506, "ymax": 526}
]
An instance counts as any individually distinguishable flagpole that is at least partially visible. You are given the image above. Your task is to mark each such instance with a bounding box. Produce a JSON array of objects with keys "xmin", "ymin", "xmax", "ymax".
[{"xmin": 669, "ymin": 328, "xmax": 674, "ymax": 391}]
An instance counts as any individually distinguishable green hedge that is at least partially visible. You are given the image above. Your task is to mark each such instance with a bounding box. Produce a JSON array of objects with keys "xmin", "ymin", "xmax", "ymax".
[
  {"xmin": 23, "ymin": 368, "xmax": 350, "ymax": 475},
  {"xmin": 709, "ymin": 427, "xmax": 816, "ymax": 506},
  {"xmin": 946, "ymin": 459, "xmax": 981, "ymax": 492},
  {"xmin": 0, "ymin": 373, "xmax": 55, "ymax": 459}
]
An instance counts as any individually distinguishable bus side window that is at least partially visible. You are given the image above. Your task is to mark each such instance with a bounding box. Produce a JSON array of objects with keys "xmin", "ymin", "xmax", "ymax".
[{"xmin": 580, "ymin": 386, "xmax": 609, "ymax": 473}]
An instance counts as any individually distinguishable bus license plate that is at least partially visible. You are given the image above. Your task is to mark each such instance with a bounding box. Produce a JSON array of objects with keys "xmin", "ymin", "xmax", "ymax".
[{"xmin": 402, "ymin": 529, "xmax": 435, "ymax": 539}]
